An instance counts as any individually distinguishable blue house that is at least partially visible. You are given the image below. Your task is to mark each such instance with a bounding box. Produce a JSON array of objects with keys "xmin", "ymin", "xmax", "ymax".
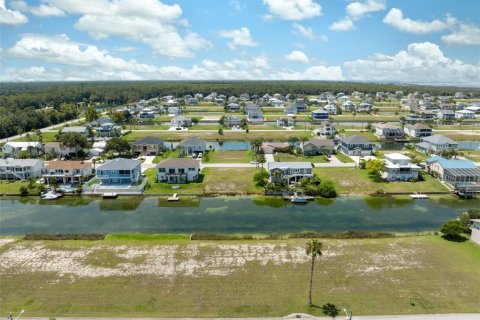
[
  {"xmin": 340, "ymin": 135, "xmax": 374, "ymax": 156},
  {"xmin": 96, "ymin": 158, "xmax": 142, "ymax": 185},
  {"xmin": 311, "ymin": 109, "xmax": 329, "ymax": 121}
]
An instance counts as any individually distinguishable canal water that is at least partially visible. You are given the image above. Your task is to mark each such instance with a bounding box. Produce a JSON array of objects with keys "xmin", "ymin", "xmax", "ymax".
[{"xmin": 0, "ymin": 196, "xmax": 478, "ymax": 235}]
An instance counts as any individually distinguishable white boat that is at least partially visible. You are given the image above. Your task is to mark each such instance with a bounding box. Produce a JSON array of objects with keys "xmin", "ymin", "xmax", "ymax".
[
  {"xmin": 167, "ymin": 193, "xmax": 180, "ymax": 201},
  {"xmin": 410, "ymin": 193, "xmax": 429, "ymax": 199},
  {"xmin": 41, "ymin": 190, "xmax": 60, "ymax": 200},
  {"xmin": 290, "ymin": 194, "xmax": 308, "ymax": 203}
]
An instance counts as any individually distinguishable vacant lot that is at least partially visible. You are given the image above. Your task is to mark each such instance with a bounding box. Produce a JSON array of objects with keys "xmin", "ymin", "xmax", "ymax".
[
  {"xmin": 314, "ymin": 167, "xmax": 448, "ymax": 194},
  {"xmin": 275, "ymin": 153, "xmax": 328, "ymax": 163},
  {"xmin": 203, "ymin": 167, "xmax": 262, "ymax": 194},
  {"xmin": 204, "ymin": 150, "xmax": 252, "ymax": 163},
  {"xmin": 0, "ymin": 236, "xmax": 478, "ymax": 317}
]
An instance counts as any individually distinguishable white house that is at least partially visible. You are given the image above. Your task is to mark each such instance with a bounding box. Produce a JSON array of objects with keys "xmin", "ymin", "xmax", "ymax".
[
  {"xmin": 41, "ymin": 160, "xmax": 93, "ymax": 184},
  {"xmin": 170, "ymin": 116, "xmax": 192, "ymax": 128},
  {"xmin": 60, "ymin": 127, "xmax": 89, "ymax": 137},
  {"xmin": 246, "ymin": 105, "xmax": 264, "ymax": 123},
  {"xmin": 0, "ymin": 158, "xmax": 44, "ymax": 180},
  {"xmin": 167, "ymin": 106, "xmax": 181, "ymax": 115},
  {"xmin": 89, "ymin": 141, "xmax": 106, "ymax": 156},
  {"xmin": 375, "ymin": 123, "xmax": 405, "ymax": 140},
  {"xmin": 416, "ymin": 135, "xmax": 458, "ymax": 154},
  {"xmin": 313, "ymin": 121, "xmax": 336, "ymax": 138},
  {"xmin": 270, "ymin": 98, "xmax": 284, "ymax": 108},
  {"xmin": 223, "ymin": 116, "xmax": 243, "ymax": 128},
  {"xmin": 381, "ymin": 153, "xmax": 420, "ymax": 181},
  {"xmin": 311, "ymin": 109, "xmax": 329, "ymax": 121},
  {"xmin": 470, "ymin": 219, "xmax": 480, "ymax": 245},
  {"xmin": 156, "ymin": 158, "xmax": 200, "ymax": 183},
  {"xmin": 44, "ymin": 142, "xmax": 78, "ymax": 157},
  {"xmin": 2, "ymin": 142, "xmax": 43, "ymax": 157},
  {"xmin": 455, "ymin": 110, "xmax": 475, "ymax": 119},
  {"xmin": 178, "ymin": 137, "xmax": 206, "ymax": 156},
  {"xmin": 266, "ymin": 162, "xmax": 313, "ymax": 184},
  {"xmin": 277, "ymin": 117, "xmax": 295, "ymax": 127},
  {"xmin": 284, "ymin": 105, "xmax": 298, "ymax": 115},
  {"xmin": 342, "ymin": 101, "xmax": 355, "ymax": 112},
  {"xmin": 324, "ymin": 104, "xmax": 337, "ymax": 114},
  {"xmin": 357, "ymin": 102, "xmax": 373, "ymax": 112},
  {"xmin": 404, "ymin": 123, "xmax": 432, "ymax": 138}
]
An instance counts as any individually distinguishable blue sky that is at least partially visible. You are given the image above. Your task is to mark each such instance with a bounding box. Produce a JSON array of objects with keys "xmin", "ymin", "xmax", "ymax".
[{"xmin": 1, "ymin": 0, "xmax": 479, "ymax": 85}]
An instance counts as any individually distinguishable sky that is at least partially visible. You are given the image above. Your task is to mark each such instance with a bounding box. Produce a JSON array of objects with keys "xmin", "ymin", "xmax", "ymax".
[{"xmin": 0, "ymin": 0, "xmax": 479, "ymax": 85}]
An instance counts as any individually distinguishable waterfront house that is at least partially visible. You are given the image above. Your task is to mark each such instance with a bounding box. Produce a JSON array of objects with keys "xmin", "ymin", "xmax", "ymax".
[
  {"xmin": 131, "ymin": 136, "xmax": 165, "ymax": 156},
  {"xmin": 470, "ymin": 219, "xmax": 480, "ymax": 245},
  {"xmin": 60, "ymin": 127, "xmax": 89, "ymax": 137},
  {"xmin": 404, "ymin": 123, "xmax": 432, "ymax": 138},
  {"xmin": 415, "ymin": 135, "xmax": 458, "ymax": 154},
  {"xmin": 223, "ymin": 116, "xmax": 243, "ymax": 128},
  {"xmin": 89, "ymin": 141, "xmax": 106, "ymax": 156},
  {"xmin": 167, "ymin": 106, "xmax": 181, "ymax": 115},
  {"xmin": 41, "ymin": 160, "xmax": 92, "ymax": 184},
  {"xmin": 302, "ymin": 138, "xmax": 335, "ymax": 156},
  {"xmin": 227, "ymin": 102, "xmax": 240, "ymax": 112},
  {"xmin": 96, "ymin": 158, "xmax": 141, "ymax": 185},
  {"xmin": 245, "ymin": 104, "xmax": 264, "ymax": 123},
  {"xmin": 381, "ymin": 153, "xmax": 420, "ymax": 181},
  {"xmin": 2, "ymin": 142, "xmax": 43, "ymax": 158},
  {"xmin": 170, "ymin": 116, "xmax": 192, "ymax": 128},
  {"xmin": 293, "ymin": 99, "xmax": 308, "ymax": 112},
  {"xmin": 375, "ymin": 123, "xmax": 405, "ymax": 140},
  {"xmin": 276, "ymin": 117, "xmax": 295, "ymax": 127},
  {"xmin": 178, "ymin": 137, "xmax": 206, "ymax": 156},
  {"xmin": 267, "ymin": 162, "xmax": 313, "ymax": 184},
  {"xmin": 261, "ymin": 142, "xmax": 290, "ymax": 154},
  {"xmin": 95, "ymin": 122, "xmax": 121, "ymax": 138},
  {"xmin": 0, "ymin": 159, "xmax": 44, "ymax": 180},
  {"xmin": 156, "ymin": 158, "xmax": 200, "ymax": 183},
  {"xmin": 342, "ymin": 101, "xmax": 355, "ymax": 112},
  {"xmin": 437, "ymin": 109, "xmax": 455, "ymax": 121},
  {"xmin": 324, "ymin": 104, "xmax": 337, "ymax": 114},
  {"xmin": 239, "ymin": 93, "xmax": 250, "ymax": 101},
  {"xmin": 357, "ymin": 102, "xmax": 373, "ymax": 112},
  {"xmin": 284, "ymin": 105, "xmax": 298, "ymax": 115},
  {"xmin": 426, "ymin": 156, "xmax": 480, "ymax": 190},
  {"xmin": 313, "ymin": 121, "xmax": 336, "ymax": 137},
  {"xmin": 138, "ymin": 109, "xmax": 156, "ymax": 119},
  {"xmin": 44, "ymin": 142, "xmax": 79, "ymax": 157},
  {"xmin": 340, "ymin": 135, "xmax": 374, "ymax": 156},
  {"xmin": 311, "ymin": 109, "xmax": 329, "ymax": 121},
  {"xmin": 455, "ymin": 110, "xmax": 476, "ymax": 119}
]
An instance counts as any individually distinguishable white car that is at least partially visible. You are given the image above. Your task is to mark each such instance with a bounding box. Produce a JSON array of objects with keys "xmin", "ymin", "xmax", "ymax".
[{"xmin": 197, "ymin": 152, "xmax": 203, "ymax": 158}]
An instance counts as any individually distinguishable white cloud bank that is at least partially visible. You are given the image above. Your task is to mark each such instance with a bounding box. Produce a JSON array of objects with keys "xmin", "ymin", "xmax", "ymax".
[
  {"xmin": 218, "ymin": 27, "xmax": 258, "ymax": 49},
  {"xmin": 285, "ymin": 50, "xmax": 310, "ymax": 64},
  {"xmin": 330, "ymin": 0, "xmax": 385, "ymax": 31},
  {"xmin": 383, "ymin": 8, "xmax": 455, "ymax": 34},
  {"xmin": 442, "ymin": 23, "xmax": 480, "ymax": 46},
  {"xmin": 0, "ymin": 0, "xmax": 28, "ymax": 25},
  {"xmin": 263, "ymin": 0, "xmax": 322, "ymax": 21},
  {"xmin": 11, "ymin": 0, "xmax": 65, "ymax": 17}
]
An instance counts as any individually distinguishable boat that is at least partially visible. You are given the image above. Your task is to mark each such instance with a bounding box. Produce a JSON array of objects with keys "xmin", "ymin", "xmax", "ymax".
[
  {"xmin": 290, "ymin": 192, "xmax": 308, "ymax": 203},
  {"xmin": 410, "ymin": 192, "xmax": 429, "ymax": 199},
  {"xmin": 41, "ymin": 190, "xmax": 61, "ymax": 200},
  {"xmin": 167, "ymin": 193, "xmax": 180, "ymax": 201},
  {"xmin": 103, "ymin": 192, "xmax": 118, "ymax": 199}
]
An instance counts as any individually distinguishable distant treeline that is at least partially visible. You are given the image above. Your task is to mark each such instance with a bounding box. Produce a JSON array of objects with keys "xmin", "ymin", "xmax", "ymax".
[
  {"xmin": 24, "ymin": 233, "xmax": 106, "ymax": 241},
  {"xmin": 1, "ymin": 81, "xmax": 478, "ymax": 139}
]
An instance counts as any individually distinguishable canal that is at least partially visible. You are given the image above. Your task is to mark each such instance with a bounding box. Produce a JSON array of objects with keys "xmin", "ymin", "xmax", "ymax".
[{"xmin": 0, "ymin": 195, "xmax": 478, "ymax": 235}]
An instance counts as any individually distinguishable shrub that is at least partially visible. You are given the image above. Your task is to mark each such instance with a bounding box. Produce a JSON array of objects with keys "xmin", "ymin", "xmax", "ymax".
[
  {"xmin": 439, "ymin": 220, "xmax": 465, "ymax": 241},
  {"xmin": 24, "ymin": 233, "xmax": 106, "ymax": 240},
  {"xmin": 19, "ymin": 186, "xmax": 29, "ymax": 196}
]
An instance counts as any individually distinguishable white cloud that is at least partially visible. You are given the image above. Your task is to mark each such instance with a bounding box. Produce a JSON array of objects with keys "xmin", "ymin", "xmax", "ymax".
[
  {"xmin": 330, "ymin": 0, "xmax": 385, "ymax": 31},
  {"xmin": 271, "ymin": 65, "xmax": 344, "ymax": 81},
  {"xmin": 263, "ymin": 0, "xmax": 322, "ymax": 21},
  {"xmin": 0, "ymin": 0, "xmax": 28, "ymax": 25},
  {"xmin": 344, "ymin": 42, "xmax": 480, "ymax": 86},
  {"xmin": 230, "ymin": 0, "xmax": 245, "ymax": 12},
  {"xmin": 285, "ymin": 50, "xmax": 309, "ymax": 63},
  {"xmin": 11, "ymin": 0, "xmax": 65, "ymax": 17},
  {"xmin": 218, "ymin": 27, "xmax": 258, "ymax": 49},
  {"xmin": 330, "ymin": 18, "xmax": 355, "ymax": 31},
  {"xmin": 442, "ymin": 23, "xmax": 480, "ymax": 46},
  {"xmin": 383, "ymin": 8, "xmax": 454, "ymax": 34},
  {"xmin": 34, "ymin": 0, "xmax": 211, "ymax": 58},
  {"xmin": 292, "ymin": 23, "xmax": 327, "ymax": 41}
]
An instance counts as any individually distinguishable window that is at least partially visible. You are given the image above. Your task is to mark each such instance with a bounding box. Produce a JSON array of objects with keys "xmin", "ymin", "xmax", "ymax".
[
  {"xmin": 158, "ymin": 168, "xmax": 165, "ymax": 173},
  {"xmin": 119, "ymin": 170, "xmax": 130, "ymax": 175},
  {"xmin": 179, "ymin": 169, "xmax": 185, "ymax": 174},
  {"xmin": 168, "ymin": 169, "xmax": 175, "ymax": 174}
]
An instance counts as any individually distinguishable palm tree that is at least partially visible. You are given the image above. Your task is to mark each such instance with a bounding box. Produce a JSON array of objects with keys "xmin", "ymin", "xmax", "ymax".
[{"xmin": 306, "ymin": 239, "xmax": 323, "ymax": 307}]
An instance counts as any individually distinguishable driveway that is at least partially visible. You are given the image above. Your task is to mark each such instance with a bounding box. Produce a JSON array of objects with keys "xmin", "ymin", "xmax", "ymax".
[{"xmin": 265, "ymin": 153, "xmax": 275, "ymax": 162}]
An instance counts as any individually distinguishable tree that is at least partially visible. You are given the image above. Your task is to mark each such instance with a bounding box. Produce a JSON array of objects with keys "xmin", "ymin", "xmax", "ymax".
[
  {"xmin": 306, "ymin": 239, "xmax": 323, "ymax": 307},
  {"xmin": 60, "ymin": 132, "xmax": 88, "ymax": 158},
  {"xmin": 439, "ymin": 220, "xmax": 465, "ymax": 241},
  {"xmin": 105, "ymin": 137, "xmax": 130, "ymax": 155},
  {"xmin": 318, "ymin": 179, "xmax": 337, "ymax": 198},
  {"xmin": 218, "ymin": 128, "xmax": 224, "ymax": 135},
  {"xmin": 111, "ymin": 111, "xmax": 125, "ymax": 124},
  {"xmin": 253, "ymin": 169, "xmax": 269, "ymax": 188},
  {"xmin": 19, "ymin": 186, "xmax": 29, "ymax": 196},
  {"xmin": 85, "ymin": 106, "xmax": 99, "ymax": 122}
]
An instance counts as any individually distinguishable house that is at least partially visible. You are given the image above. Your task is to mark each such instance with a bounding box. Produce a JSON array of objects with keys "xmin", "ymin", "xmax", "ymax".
[
  {"xmin": 375, "ymin": 123, "xmax": 405, "ymax": 140},
  {"xmin": 0, "ymin": 159, "xmax": 44, "ymax": 180},
  {"xmin": 156, "ymin": 158, "xmax": 200, "ymax": 183},
  {"xmin": 311, "ymin": 109, "xmax": 329, "ymax": 121},
  {"xmin": 167, "ymin": 106, "xmax": 181, "ymax": 115},
  {"xmin": 215, "ymin": 98, "xmax": 224, "ymax": 105},
  {"xmin": 466, "ymin": 105, "xmax": 480, "ymax": 114},
  {"xmin": 187, "ymin": 98, "xmax": 199, "ymax": 106},
  {"xmin": 293, "ymin": 99, "xmax": 308, "ymax": 112},
  {"xmin": 138, "ymin": 109, "xmax": 155, "ymax": 119},
  {"xmin": 261, "ymin": 142, "xmax": 290, "ymax": 154},
  {"xmin": 228, "ymin": 96, "xmax": 237, "ymax": 103},
  {"xmin": 266, "ymin": 162, "xmax": 313, "ymax": 184},
  {"xmin": 437, "ymin": 109, "xmax": 455, "ymax": 121},
  {"xmin": 60, "ymin": 127, "xmax": 89, "ymax": 137},
  {"xmin": 270, "ymin": 99, "xmax": 284, "ymax": 108},
  {"xmin": 455, "ymin": 110, "xmax": 475, "ymax": 119},
  {"xmin": 227, "ymin": 103, "xmax": 240, "ymax": 112},
  {"xmin": 131, "ymin": 136, "xmax": 165, "ymax": 156},
  {"xmin": 178, "ymin": 137, "xmax": 206, "ymax": 156},
  {"xmin": 313, "ymin": 121, "xmax": 336, "ymax": 137},
  {"xmin": 337, "ymin": 96, "xmax": 350, "ymax": 103},
  {"xmin": 284, "ymin": 105, "xmax": 298, "ymax": 115},
  {"xmin": 340, "ymin": 135, "xmax": 374, "ymax": 156},
  {"xmin": 470, "ymin": 219, "xmax": 480, "ymax": 245},
  {"xmin": 302, "ymin": 139, "xmax": 335, "ymax": 156},
  {"xmin": 41, "ymin": 161, "xmax": 92, "ymax": 184},
  {"xmin": 342, "ymin": 101, "xmax": 355, "ymax": 112},
  {"xmin": 404, "ymin": 123, "xmax": 432, "ymax": 138},
  {"xmin": 276, "ymin": 117, "xmax": 295, "ymax": 127},
  {"xmin": 415, "ymin": 135, "xmax": 458, "ymax": 154},
  {"xmin": 239, "ymin": 93, "xmax": 250, "ymax": 101},
  {"xmin": 381, "ymin": 153, "xmax": 420, "ymax": 181},
  {"xmin": 418, "ymin": 110, "xmax": 436, "ymax": 120},
  {"xmin": 324, "ymin": 104, "xmax": 337, "ymax": 114},
  {"xmin": 170, "ymin": 116, "xmax": 192, "ymax": 128},
  {"xmin": 426, "ymin": 156, "xmax": 480, "ymax": 190},
  {"xmin": 2, "ymin": 142, "xmax": 43, "ymax": 158},
  {"xmin": 95, "ymin": 122, "xmax": 121, "ymax": 138},
  {"xmin": 89, "ymin": 141, "xmax": 106, "ymax": 156},
  {"xmin": 357, "ymin": 102, "xmax": 373, "ymax": 112},
  {"xmin": 454, "ymin": 92, "xmax": 465, "ymax": 99},
  {"xmin": 245, "ymin": 104, "xmax": 264, "ymax": 123},
  {"xmin": 44, "ymin": 142, "xmax": 78, "ymax": 157},
  {"xmin": 96, "ymin": 158, "xmax": 142, "ymax": 185},
  {"xmin": 223, "ymin": 116, "xmax": 243, "ymax": 128}
]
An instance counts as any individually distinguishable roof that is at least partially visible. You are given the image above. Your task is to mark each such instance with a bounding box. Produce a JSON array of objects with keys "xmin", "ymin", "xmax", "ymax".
[
  {"xmin": 375, "ymin": 123, "xmax": 401, "ymax": 130},
  {"xmin": 3, "ymin": 141, "xmax": 42, "ymax": 148},
  {"xmin": 131, "ymin": 136, "xmax": 164, "ymax": 145},
  {"xmin": 44, "ymin": 160, "xmax": 91, "ymax": 170},
  {"xmin": 305, "ymin": 138, "xmax": 335, "ymax": 148},
  {"xmin": 405, "ymin": 123, "xmax": 430, "ymax": 130},
  {"xmin": 97, "ymin": 158, "xmax": 141, "ymax": 171},
  {"xmin": 61, "ymin": 127, "xmax": 87, "ymax": 133},
  {"xmin": 0, "ymin": 159, "xmax": 44, "ymax": 167},
  {"xmin": 178, "ymin": 137, "xmax": 206, "ymax": 146},
  {"xmin": 341, "ymin": 135, "xmax": 372, "ymax": 145},
  {"xmin": 44, "ymin": 142, "xmax": 75, "ymax": 150},
  {"xmin": 385, "ymin": 153, "xmax": 411, "ymax": 160},
  {"xmin": 267, "ymin": 161, "xmax": 312, "ymax": 171},
  {"xmin": 156, "ymin": 158, "xmax": 199, "ymax": 169},
  {"xmin": 422, "ymin": 135, "xmax": 458, "ymax": 145},
  {"xmin": 312, "ymin": 109, "xmax": 328, "ymax": 113},
  {"xmin": 439, "ymin": 109, "xmax": 455, "ymax": 114},
  {"xmin": 426, "ymin": 156, "xmax": 477, "ymax": 169}
]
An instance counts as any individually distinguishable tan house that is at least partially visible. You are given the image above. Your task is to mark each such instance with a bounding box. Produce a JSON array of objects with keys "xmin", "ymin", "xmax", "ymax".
[
  {"xmin": 131, "ymin": 136, "xmax": 165, "ymax": 156},
  {"xmin": 41, "ymin": 161, "xmax": 92, "ymax": 184}
]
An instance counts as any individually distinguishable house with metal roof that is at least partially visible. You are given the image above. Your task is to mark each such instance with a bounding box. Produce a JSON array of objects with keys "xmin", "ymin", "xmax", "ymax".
[
  {"xmin": 0, "ymin": 159, "xmax": 44, "ymax": 180},
  {"xmin": 415, "ymin": 135, "xmax": 458, "ymax": 154},
  {"xmin": 95, "ymin": 158, "xmax": 141, "ymax": 185},
  {"xmin": 60, "ymin": 126, "xmax": 89, "ymax": 137},
  {"xmin": 131, "ymin": 136, "xmax": 165, "ymax": 156},
  {"xmin": 426, "ymin": 156, "xmax": 480, "ymax": 192},
  {"xmin": 266, "ymin": 162, "xmax": 313, "ymax": 184},
  {"xmin": 340, "ymin": 135, "xmax": 374, "ymax": 156},
  {"xmin": 156, "ymin": 158, "xmax": 200, "ymax": 183},
  {"xmin": 381, "ymin": 153, "xmax": 420, "ymax": 181}
]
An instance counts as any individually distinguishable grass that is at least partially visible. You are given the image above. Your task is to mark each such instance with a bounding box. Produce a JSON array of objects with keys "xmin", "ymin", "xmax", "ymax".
[
  {"xmin": 143, "ymin": 168, "xmax": 205, "ymax": 194},
  {"xmin": 343, "ymin": 130, "xmax": 379, "ymax": 141},
  {"xmin": 313, "ymin": 167, "xmax": 448, "ymax": 194},
  {"xmin": 203, "ymin": 150, "xmax": 252, "ymax": 163},
  {"xmin": 440, "ymin": 132, "xmax": 480, "ymax": 141},
  {"xmin": 463, "ymin": 149, "xmax": 480, "ymax": 162},
  {"xmin": 202, "ymin": 167, "xmax": 262, "ymax": 194},
  {"xmin": 0, "ymin": 180, "xmax": 41, "ymax": 195},
  {"xmin": 152, "ymin": 150, "xmax": 181, "ymax": 163},
  {"xmin": 334, "ymin": 152, "xmax": 355, "ymax": 163},
  {"xmin": 0, "ymin": 235, "xmax": 479, "ymax": 317},
  {"xmin": 12, "ymin": 131, "xmax": 57, "ymax": 143},
  {"xmin": 275, "ymin": 153, "xmax": 328, "ymax": 163}
]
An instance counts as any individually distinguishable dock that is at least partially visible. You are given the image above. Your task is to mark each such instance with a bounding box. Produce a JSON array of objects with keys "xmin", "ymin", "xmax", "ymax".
[
  {"xmin": 410, "ymin": 193, "xmax": 429, "ymax": 199},
  {"xmin": 167, "ymin": 193, "xmax": 180, "ymax": 201},
  {"xmin": 103, "ymin": 192, "xmax": 118, "ymax": 199}
]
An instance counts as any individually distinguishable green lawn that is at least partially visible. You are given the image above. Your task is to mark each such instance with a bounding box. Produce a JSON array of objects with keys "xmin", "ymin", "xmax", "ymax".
[
  {"xmin": 12, "ymin": 131, "xmax": 57, "ymax": 143},
  {"xmin": 143, "ymin": 168, "xmax": 205, "ymax": 194},
  {"xmin": 275, "ymin": 153, "xmax": 328, "ymax": 163},
  {"xmin": 333, "ymin": 152, "xmax": 355, "ymax": 163},
  {"xmin": 202, "ymin": 167, "xmax": 263, "ymax": 194},
  {"xmin": 105, "ymin": 234, "xmax": 190, "ymax": 242},
  {"xmin": 1, "ymin": 235, "xmax": 478, "ymax": 317},
  {"xmin": 464, "ymin": 149, "xmax": 480, "ymax": 162},
  {"xmin": 343, "ymin": 130, "xmax": 379, "ymax": 141},
  {"xmin": 203, "ymin": 150, "xmax": 252, "ymax": 163},
  {"xmin": 313, "ymin": 167, "xmax": 448, "ymax": 194},
  {"xmin": 152, "ymin": 150, "xmax": 181, "ymax": 163},
  {"xmin": 0, "ymin": 180, "xmax": 42, "ymax": 195}
]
